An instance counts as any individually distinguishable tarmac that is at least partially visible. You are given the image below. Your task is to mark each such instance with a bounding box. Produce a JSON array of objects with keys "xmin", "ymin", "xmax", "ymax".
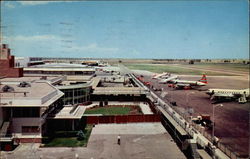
[{"xmin": 140, "ymin": 73, "xmax": 249, "ymax": 157}]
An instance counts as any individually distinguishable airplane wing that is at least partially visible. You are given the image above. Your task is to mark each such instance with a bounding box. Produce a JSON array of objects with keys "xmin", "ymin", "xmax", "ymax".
[
  {"xmin": 159, "ymin": 79, "xmax": 169, "ymax": 84},
  {"xmin": 159, "ymin": 76, "xmax": 177, "ymax": 84}
]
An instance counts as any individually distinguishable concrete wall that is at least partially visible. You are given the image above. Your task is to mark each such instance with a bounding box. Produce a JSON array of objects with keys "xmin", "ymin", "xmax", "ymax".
[
  {"xmin": 1, "ymin": 98, "xmax": 42, "ymax": 106},
  {"xmin": 11, "ymin": 118, "xmax": 41, "ymax": 135}
]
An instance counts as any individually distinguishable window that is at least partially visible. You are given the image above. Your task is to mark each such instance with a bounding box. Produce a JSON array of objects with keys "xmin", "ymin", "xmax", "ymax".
[{"xmin": 13, "ymin": 107, "xmax": 40, "ymax": 117}]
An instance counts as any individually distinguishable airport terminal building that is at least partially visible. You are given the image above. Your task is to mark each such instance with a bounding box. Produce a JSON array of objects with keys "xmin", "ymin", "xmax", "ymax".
[{"xmin": 0, "ymin": 80, "xmax": 64, "ymax": 145}]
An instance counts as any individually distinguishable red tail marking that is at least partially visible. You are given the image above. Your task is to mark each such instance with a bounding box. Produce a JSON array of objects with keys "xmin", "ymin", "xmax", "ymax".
[{"xmin": 199, "ymin": 74, "xmax": 207, "ymax": 84}]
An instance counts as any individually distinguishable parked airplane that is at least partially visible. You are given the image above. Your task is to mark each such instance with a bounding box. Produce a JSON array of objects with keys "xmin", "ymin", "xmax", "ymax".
[
  {"xmin": 152, "ymin": 72, "xmax": 170, "ymax": 79},
  {"xmin": 168, "ymin": 74, "xmax": 207, "ymax": 89},
  {"xmin": 206, "ymin": 88, "xmax": 249, "ymax": 103},
  {"xmin": 159, "ymin": 75, "xmax": 179, "ymax": 84}
]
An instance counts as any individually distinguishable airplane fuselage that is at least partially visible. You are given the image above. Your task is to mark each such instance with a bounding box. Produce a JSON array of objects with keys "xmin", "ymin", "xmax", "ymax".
[{"xmin": 206, "ymin": 88, "xmax": 250, "ymax": 103}]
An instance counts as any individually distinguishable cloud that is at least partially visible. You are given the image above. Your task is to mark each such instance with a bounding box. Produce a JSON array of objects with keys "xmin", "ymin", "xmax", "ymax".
[
  {"xmin": 4, "ymin": 2, "xmax": 15, "ymax": 8},
  {"xmin": 73, "ymin": 43, "xmax": 119, "ymax": 53},
  {"xmin": 17, "ymin": 1, "xmax": 72, "ymax": 6},
  {"xmin": 3, "ymin": 35, "xmax": 119, "ymax": 57},
  {"xmin": 131, "ymin": 49, "xmax": 141, "ymax": 56},
  {"xmin": 7, "ymin": 35, "xmax": 59, "ymax": 41}
]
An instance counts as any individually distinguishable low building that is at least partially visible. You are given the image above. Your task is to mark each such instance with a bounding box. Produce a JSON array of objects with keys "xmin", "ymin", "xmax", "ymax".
[
  {"xmin": 0, "ymin": 80, "xmax": 64, "ymax": 149},
  {"xmin": 24, "ymin": 67, "xmax": 95, "ymax": 76},
  {"xmin": 81, "ymin": 60, "xmax": 99, "ymax": 66}
]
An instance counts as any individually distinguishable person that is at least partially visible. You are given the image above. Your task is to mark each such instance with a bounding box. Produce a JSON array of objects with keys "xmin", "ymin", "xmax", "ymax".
[{"xmin": 117, "ymin": 135, "xmax": 121, "ymax": 145}]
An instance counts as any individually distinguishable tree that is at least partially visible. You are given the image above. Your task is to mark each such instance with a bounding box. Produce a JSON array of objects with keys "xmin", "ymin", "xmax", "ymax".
[
  {"xmin": 104, "ymin": 99, "xmax": 108, "ymax": 105},
  {"xmin": 189, "ymin": 60, "xmax": 194, "ymax": 64},
  {"xmin": 77, "ymin": 130, "xmax": 85, "ymax": 140},
  {"xmin": 99, "ymin": 100, "xmax": 103, "ymax": 107}
]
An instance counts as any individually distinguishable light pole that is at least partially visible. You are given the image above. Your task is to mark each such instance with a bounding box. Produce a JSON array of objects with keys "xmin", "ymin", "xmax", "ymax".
[
  {"xmin": 212, "ymin": 104, "xmax": 223, "ymax": 143},
  {"xmin": 185, "ymin": 92, "xmax": 195, "ymax": 119},
  {"xmin": 186, "ymin": 91, "xmax": 195, "ymax": 107}
]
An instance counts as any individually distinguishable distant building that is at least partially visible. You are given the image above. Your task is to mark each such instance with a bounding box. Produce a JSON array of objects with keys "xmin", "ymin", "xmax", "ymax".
[
  {"xmin": 14, "ymin": 57, "xmax": 30, "ymax": 68},
  {"xmin": 81, "ymin": 60, "xmax": 99, "ymax": 66},
  {"xmin": 24, "ymin": 67, "xmax": 95, "ymax": 76},
  {"xmin": 0, "ymin": 44, "xmax": 23, "ymax": 78}
]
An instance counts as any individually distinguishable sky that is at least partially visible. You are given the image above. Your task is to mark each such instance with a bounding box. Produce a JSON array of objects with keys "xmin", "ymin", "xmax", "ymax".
[{"xmin": 1, "ymin": 0, "xmax": 249, "ymax": 59}]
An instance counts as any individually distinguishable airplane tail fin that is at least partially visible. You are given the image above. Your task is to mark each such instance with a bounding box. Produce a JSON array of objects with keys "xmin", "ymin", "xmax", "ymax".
[{"xmin": 199, "ymin": 74, "xmax": 207, "ymax": 84}]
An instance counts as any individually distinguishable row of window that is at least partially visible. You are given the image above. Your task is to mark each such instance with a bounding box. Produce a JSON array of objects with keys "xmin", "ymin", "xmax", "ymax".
[
  {"xmin": 61, "ymin": 88, "xmax": 90, "ymax": 105},
  {"xmin": 217, "ymin": 91, "xmax": 245, "ymax": 94},
  {"xmin": 62, "ymin": 88, "xmax": 88, "ymax": 98},
  {"xmin": 13, "ymin": 107, "xmax": 40, "ymax": 117}
]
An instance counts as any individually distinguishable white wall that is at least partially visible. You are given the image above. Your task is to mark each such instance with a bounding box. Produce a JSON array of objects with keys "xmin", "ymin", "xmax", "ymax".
[
  {"xmin": 11, "ymin": 118, "xmax": 41, "ymax": 134},
  {"xmin": 15, "ymin": 57, "xmax": 30, "ymax": 68}
]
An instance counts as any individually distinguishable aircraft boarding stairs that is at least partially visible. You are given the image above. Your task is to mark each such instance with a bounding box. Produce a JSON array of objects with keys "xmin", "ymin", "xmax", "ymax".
[
  {"xmin": 238, "ymin": 94, "xmax": 247, "ymax": 103},
  {"xmin": 0, "ymin": 121, "xmax": 12, "ymax": 141}
]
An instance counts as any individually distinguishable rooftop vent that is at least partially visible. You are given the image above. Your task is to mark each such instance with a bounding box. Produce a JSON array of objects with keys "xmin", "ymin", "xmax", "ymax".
[
  {"xmin": 2, "ymin": 85, "xmax": 14, "ymax": 92},
  {"xmin": 18, "ymin": 81, "xmax": 31, "ymax": 87}
]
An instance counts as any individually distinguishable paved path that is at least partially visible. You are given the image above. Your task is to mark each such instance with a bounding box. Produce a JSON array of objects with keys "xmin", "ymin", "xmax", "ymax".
[{"xmin": 1, "ymin": 123, "xmax": 186, "ymax": 159}]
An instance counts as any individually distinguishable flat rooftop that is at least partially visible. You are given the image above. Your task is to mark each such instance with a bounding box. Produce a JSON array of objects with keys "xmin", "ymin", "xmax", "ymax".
[
  {"xmin": 48, "ymin": 105, "xmax": 86, "ymax": 119},
  {"xmin": 93, "ymin": 87, "xmax": 147, "ymax": 95},
  {"xmin": 66, "ymin": 75, "xmax": 93, "ymax": 81},
  {"xmin": 0, "ymin": 76, "xmax": 62, "ymax": 83},
  {"xmin": 30, "ymin": 63, "xmax": 88, "ymax": 68},
  {"xmin": 0, "ymin": 81, "xmax": 63, "ymax": 107},
  {"xmin": 0, "ymin": 82, "xmax": 54, "ymax": 98},
  {"xmin": 24, "ymin": 67, "xmax": 95, "ymax": 72}
]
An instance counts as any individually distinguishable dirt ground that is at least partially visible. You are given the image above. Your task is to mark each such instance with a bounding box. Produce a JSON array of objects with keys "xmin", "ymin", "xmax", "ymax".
[{"xmin": 140, "ymin": 74, "xmax": 249, "ymax": 157}]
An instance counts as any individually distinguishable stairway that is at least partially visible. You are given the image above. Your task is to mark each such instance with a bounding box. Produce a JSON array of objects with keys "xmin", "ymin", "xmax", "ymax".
[
  {"xmin": 0, "ymin": 121, "xmax": 10, "ymax": 137},
  {"xmin": 190, "ymin": 142, "xmax": 201, "ymax": 159}
]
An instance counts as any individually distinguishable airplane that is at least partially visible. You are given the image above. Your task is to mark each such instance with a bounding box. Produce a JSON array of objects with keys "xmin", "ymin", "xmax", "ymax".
[
  {"xmin": 206, "ymin": 88, "xmax": 249, "ymax": 103},
  {"xmin": 159, "ymin": 75, "xmax": 179, "ymax": 84},
  {"xmin": 168, "ymin": 74, "xmax": 207, "ymax": 89},
  {"xmin": 152, "ymin": 72, "xmax": 170, "ymax": 79}
]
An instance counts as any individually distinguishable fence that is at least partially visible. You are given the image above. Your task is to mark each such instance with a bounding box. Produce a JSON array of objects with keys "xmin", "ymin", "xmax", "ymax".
[{"xmin": 85, "ymin": 114, "xmax": 160, "ymax": 124}]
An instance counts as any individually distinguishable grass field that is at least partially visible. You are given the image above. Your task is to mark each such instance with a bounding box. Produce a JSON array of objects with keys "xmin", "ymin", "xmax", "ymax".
[
  {"xmin": 44, "ymin": 125, "xmax": 93, "ymax": 147},
  {"xmin": 188, "ymin": 63, "xmax": 249, "ymax": 72},
  {"xmin": 84, "ymin": 106, "xmax": 131, "ymax": 115},
  {"xmin": 124, "ymin": 63, "xmax": 234, "ymax": 75}
]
